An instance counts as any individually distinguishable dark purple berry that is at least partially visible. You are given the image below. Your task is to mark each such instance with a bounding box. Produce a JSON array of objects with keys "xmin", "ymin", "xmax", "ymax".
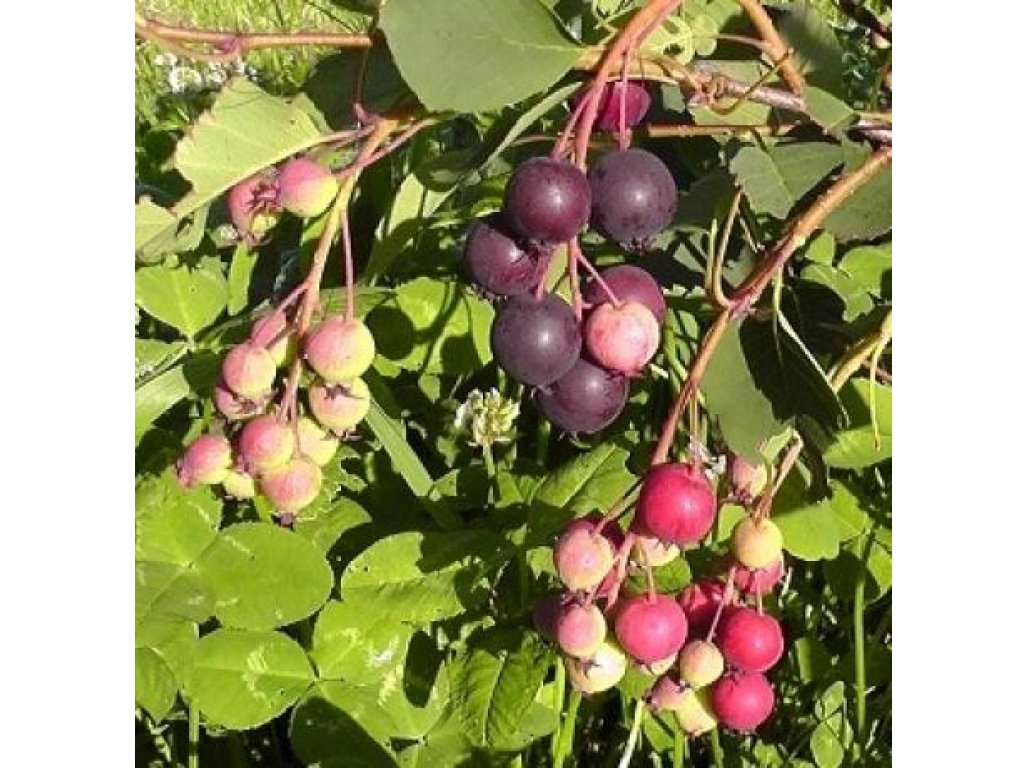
[
  {"xmin": 588, "ymin": 149, "xmax": 677, "ymax": 245},
  {"xmin": 491, "ymin": 293, "xmax": 581, "ymax": 387},
  {"xmin": 582, "ymin": 265, "xmax": 667, "ymax": 324},
  {"xmin": 538, "ymin": 358, "xmax": 628, "ymax": 434},
  {"xmin": 464, "ymin": 214, "xmax": 546, "ymax": 295},
  {"xmin": 573, "ymin": 81, "xmax": 651, "ymax": 132},
  {"xmin": 503, "ymin": 158, "xmax": 591, "ymax": 244}
]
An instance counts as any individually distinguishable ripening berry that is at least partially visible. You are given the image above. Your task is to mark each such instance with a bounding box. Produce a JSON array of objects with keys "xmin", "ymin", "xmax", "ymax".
[
  {"xmin": 635, "ymin": 463, "xmax": 717, "ymax": 546},
  {"xmin": 277, "ymin": 157, "xmax": 339, "ymax": 218},
  {"xmin": 717, "ymin": 608, "xmax": 784, "ymax": 673},
  {"xmin": 260, "ymin": 457, "xmax": 322, "ymax": 513},
  {"xmin": 554, "ymin": 524, "xmax": 615, "ymax": 591},
  {"xmin": 631, "ymin": 535, "xmax": 680, "ymax": 568},
  {"xmin": 574, "ymin": 80, "xmax": 652, "ymax": 132},
  {"xmin": 221, "ymin": 343, "xmax": 277, "ymax": 400},
  {"xmin": 614, "ymin": 593, "xmax": 688, "ymax": 664},
  {"xmin": 582, "ymin": 265, "xmax": 666, "ymax": 324},
  {"xmin": 678, "ymin": 580, "xmax": 729, "ymax": 640},
  {"xmin": 729, "ymin": 557, "xmax": 785, "ymax": 596},
  {"xmin": 238, "ymin": 415, "xmax": 295, "ymax": 474},
  {"xmin": 250, "ymin": 312, "xmax": 295, "ymax": 368},
  {"xmin": 296, "ymin": 417, "xmax": 339, "ymax": 467},
  {"xmin": 304, "ymin": 317, "xmax": 376, "ymax": 383},
  {"xmin": 648, "ymin": 674, "xmax": 689, "ymax": 712},
  {"xmin": 213, "ymin": 379, "xmax": 269, "ymax": 422},
  {"xmin": 730, "ymin": 517, "xmax": 784, "ymax": 570},
  {"xmin": 227, "ymin": 172, "xmax": 281, "ymax": 241},
  {"xmin": 564, "ymin": 638, "xmax": 628, "ymax": 694},
  {"xmin": 710, "ymin": 672, "xmax": 775, "ymax": 732},
  {"xmin": 308, "ymin": 377, "xmax": 371, "ymax": 434},
  {"xmin": 676, "ymin": 688, "xmax": 719, "ymax": 736},
  {"xmin": 679, "ymin": 640, "xmax": 725, "ymax": 688},
  {"xmin": 177, "ymin": 434, "xmax": 232, "ymax": 487},
  {"xmin": 583, "ymin": 301, "xmax": 661, "ymax": 376},
  {"xmin": 729, "ymin": 454, "xmax": 768, "ymax": 501},
  {"xmin": 555, "ymin": 602, "xmax": 607, "ymax": 658}
]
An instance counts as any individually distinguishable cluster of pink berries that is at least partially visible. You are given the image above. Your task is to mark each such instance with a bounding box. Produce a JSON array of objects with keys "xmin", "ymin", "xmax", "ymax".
[
  {"xmin": 175, "ymin": 309, "xmax": 376, "ymax": 521},
  {"xmin": 228, "ymin": 155, "xmax": 339, "ymax": 242},
  {"xmin": 534, "ymin": 454, "xmax": 787, "ymax": 737}
]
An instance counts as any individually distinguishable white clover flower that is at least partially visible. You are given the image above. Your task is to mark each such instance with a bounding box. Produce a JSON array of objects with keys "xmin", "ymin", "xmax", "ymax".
[
  {"xmin": 454, "ymin": 388, "xmax": 519, "ymax": 447},
  {"xmin": 167, "ymin": 65, "xmax": 204, "ymax": 94},
  {"xmin": 153, "ymin": 52, "xmax": 178, "ymax": 68}
]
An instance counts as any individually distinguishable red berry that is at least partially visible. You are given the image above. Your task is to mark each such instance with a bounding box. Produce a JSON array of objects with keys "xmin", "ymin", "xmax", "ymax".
[
  {"xmin": 583, "ymin": 301, "xmax": 661, "ymax": 376},
  {"xmin": 555, "ymin": 602, "xmax": 607, "ymax": 658},
  {"xmin": 227, "ymin": 172, "xmax": 281, "ymax": 241},
  {"xmin": 636, "ymin": 463, "xmax": 717, "ymax": 546},
  {"xmin": 711, "ymin": 672, "xmax": 775, "ymax": 732},
  {"xmin": 729, "ymin": 557, "xmax": 785, "ymax": 596},
  {"xmin": 582, "ymin": 265, "xmax": 666, "ymax": 324},
  {"xmin": 277, "ymin": 157, "xmax": 338, "ymax": 218},
  {"xmin": 677, "ymin": 580, "xmax": 729, "ymax": 639},
  {"xmin": 718, "ymin": 608, "xmax": 784, "ymax": 673},
  {"xmin": 614, "ymin": 593, "xmax": 688, "ymax": 664}
]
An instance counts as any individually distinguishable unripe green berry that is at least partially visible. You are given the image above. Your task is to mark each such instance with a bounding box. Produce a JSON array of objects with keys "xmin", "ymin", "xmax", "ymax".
[
  {"xmin": 296, "ymin": 416, "xmax": 339, "ymax": 467},
  {"xmin": 260, "ymin": 457, "xmax": 322, "ymax": 513},
  {"xmin": 308, "ymin": 377, "xmax": 371, "ymax": 433},
  {"xmin": 222, "ymin": 343, "xmax": 277, "ymax": 399},
  {"xmin": 676, "ymin": 688, "xmax": 718, "ymax": 736},
  {"xmin": 304, "ymin": 317, "xmax": 376, "ymax": 383},
  {"xmin": 223, "ymin": 469, "xmax": 256, "ymax": 499}
]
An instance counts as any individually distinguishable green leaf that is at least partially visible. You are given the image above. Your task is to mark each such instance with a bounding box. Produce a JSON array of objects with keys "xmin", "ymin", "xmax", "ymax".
[
  {"xmin": 804, "ymin": 86, "xmax": 857, "ymax": 135},
  {"xmin": 379, "ymin": 0, "xmax": 582, "ymax": 112},
  {"xmin": 135, "ymin": 198, "xmax": 178, "ymax": 256},
  {"xmin": 778, "ymin": 0, "xmax": 845, "ymax": 93},
  {"xmin": 340, "ymin": 530, "xmax": 514, "ymax": 623},
  {"xmin": 195, "ymin": 522, "xmax": 333, "ymax": 630},
  {"xmin": 136, "ymin": 471, "xmax": 221, "ymax": 566},
  {"xmin": 839, "ymin": 243, "xmax": 891, "ymax": 297},
  {"xmin": 294, "ymin": 496, "xmax": 373, "ymax": 555},
  {"xmin": 227, "ymin": 243, "xmax": 258, "ymax": 315},
  {"xmin": 823, "ymin": 165, "xmax": 892, "ymax": 242},
  {"xmin": 135, "ymin": 617, "xmax": 197, "ymax": 685},
  {"xmin": 366, "ymin": 277, "xmax": 494, "ymax": 375},
  {"xmin": 729, "ymin": 142, "xmax": 844, "ymax": 219},
  {"xmin": 136, "ymin": 560, "xmax": 211, "ymax": 625},
  {"xmin": 168, "ymin": 79, "xmax": 327, "ymax": 238},
  {"xmin": 822, "ymin": 379, "xmax": 892, "ymax": 468},
  {"xmin": 289, "ymin": 682, "xmax": 400, "ymax": 768},
  {"xmin": 802, "ymin": 264, "xmax": 874, "ymax": 320},
  {"xmin": 452, "ymin": 628, "xmax": 556, "ymax": 749},
  {"xmin": 135, "ymin": 258, "xmax": 228, "ymax": 339},
  {"xmin": 383, "ymin": 633, "xmax": 450, "ymax": 739},
  {"xmin": 187, "ymin": 628, "xmax": 314, "ymax": 730},
  {"xmin": 136, "ymin": 647, "xmax": 178, "ymax": 721},
  {"xmin": 703, "ymin": 322, "xmax": 790, "ymax": 464},
  {"xmin": 311, "ymin": 598, "xmax": 414, "ymax": 684},
  {"xmin": 135, "ymin": 338, "xmax": 186, "ymax": 381},
  {"xmin": 803, "ymin": 232, "xmax": 836, "ymax": 265},
  {"xmin": 135, "ymin": 354, "xmax": 219, "ymax": 445},
  {"xmin": 772, "ymin": 475, "xmax": 840, "ymax": 561}
]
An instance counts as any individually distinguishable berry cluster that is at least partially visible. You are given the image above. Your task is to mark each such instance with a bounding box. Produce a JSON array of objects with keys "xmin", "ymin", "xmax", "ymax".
[
  {"xmin": 227, "ymin": 155, "xmax": 339, "ymax": 242},
  {"xmin": 176, "ymin": 308, "xmax": 375, "ymax": 521},
  {"xmin": 461, "ymin": 83, "xmax": 678, "ymax": 436},
  {"xmin": 534, "ymin": 453, "xmax": 788, "ymax": 739}
]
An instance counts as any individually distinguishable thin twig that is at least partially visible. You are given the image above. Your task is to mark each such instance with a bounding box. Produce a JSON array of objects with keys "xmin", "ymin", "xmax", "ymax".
[{"xmin": 734, "ymin": 0, "xmax": 806, "ymax": 97}]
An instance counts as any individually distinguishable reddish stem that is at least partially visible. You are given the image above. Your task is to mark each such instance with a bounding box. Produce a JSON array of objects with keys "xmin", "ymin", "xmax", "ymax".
[
  {"xmin": 704, "ymin": 568, "xmax": 737, "ymax": 643},
  {"xmin": 574, "ymin": 246, "xmax": 621, "ymax": 306},
  {"xmin": 552, "ymin": 87, "xmax": 593, "ymax": 161},
  {"xmin": 567, "ymin": 239, "xmax": 584, "ymax": 320}
]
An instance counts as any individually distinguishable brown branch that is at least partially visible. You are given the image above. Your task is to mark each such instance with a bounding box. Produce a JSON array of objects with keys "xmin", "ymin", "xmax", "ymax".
[
  {"xmin": 734, "ymin": 0, "xmax": 806, "ymax": 98},
  {"xmin": 649, "ymin": 146, "xmax": 892, "ymax": 465},
  {"xmin": 837, "ymin": 0, "xmax": 892, "ymax": 42}
]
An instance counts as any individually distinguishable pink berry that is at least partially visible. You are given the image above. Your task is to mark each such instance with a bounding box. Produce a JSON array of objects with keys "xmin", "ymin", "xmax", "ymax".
[
  {"xmin": 648, "ymin": 674, "xmax": 689, "ymax": 712},
  {"xmin": 308, "ymin": 378, "xmax": 371, "ymax": 434},
  {"xmin": 710, "ymin": 672, "xmax": 775, "ymax": 732},
  {"xmin": 277, "ymin": 157, "xmax": 339, "ymax": 218},
  {"xmin": 250, "ymin": 312, "xmax": 295, "ymax": 368},
  {"xmin": 176, "ymin": 434, "xmax": 232, "ymax": 487},
  {"xmin": 221, "ymin": 343, "xmax": 277, "ymax": 400},
  {"xmin": 678, "ymin": 580, "xmax": 729, "ymax": 639},
  {"xmin": 237, "ymin": 414, "xmax": 295, "ymax": 474},
  {"xmin": 227, "ymin": 171, "xmax": 281, "ymax": 242},
  {"xmin": 718, "ymin": 608, "xmax": 784, "ymax": 673},
  {"xmin": 567, "ymin": 516, "xmax": 625, "ymax": 598},
  {"xmin": 729, "ymin": 557, "xmax": 785, "ymax": 596},
  {"xmin": 555, "ymin": 602, "xmax": 607, "ymax": 658},
  {"xmin": 554, "ymin": 523, "xmax": 615, "ymax": 591},
  {"xmin": 679, "ymin": 640, "xmax": 725, "ymax": 688},
  {"xmin": 583, "ymin": 301, "xmax": 661, "ymax": 376},
  {"xmin": 614, "ymin": 593, "xmax": 688, "ymax": 664},
  {"xmin": 296, "ymin": 417, "xmax": 339, "ymax": 467},
  {"xmin": 260, "ymin": 457, "xmax": 322, "ymax": 513},
  {"xmin": 303, "ymin": 317, "xmax": 376, "ymax": 383},
  {"xmin": 213, "ymin": 379, "xmax": 269, "ymax": 422},
  {"xmin": 729, "ymin": 453, "xmax": 768, "ymax": 501},
  {"xmin": 573, "ymin": 81, "xmax": 651, "ymax": 132},
  {"xmin": 636, "ymin": 463, "xmax": 717, "ymax": 546}
]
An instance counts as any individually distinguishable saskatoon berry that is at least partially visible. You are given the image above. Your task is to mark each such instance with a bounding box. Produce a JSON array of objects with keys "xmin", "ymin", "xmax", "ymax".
[
  {"xmin": 238, "ymin": 414, "xmax": 296, "ymax": 474},
  {"xmin": 503, "ymin": 158, "xmax": 591, "ymax": 244},
  {"xmin": 676, "ymin": 688, "xmax": 719, "ymax": 736},
  {"xmin": 711, "ymin": 672, "xmax": 775, "ymax": 732},
  {"xmin": 564, "ymin": 638, "xmax": 628, "ymax": 694},
  {"xmin": 222, "ymin": 469, "xmax": 256, "ymax": 500},
  {"xmin": 277, "ymin": 157, "xmax": 338, "ymax": 218},
  {"xmin": 729, "ymin": 557, "xmax": 785, "ymax": 596},
  {"xmin": 177, "ymin": 434, "xmax": 232, "ymax": 487},
  {"xmin": 574, "ymin": 80, "xmax": 652, "ymax": 132},
  {"xmin": 213, "ymin": 379, "xmax": 268, "ymax": 422},
  {"xmin": 260, "ymin": 457, "xmax": 322, "ymax": 513},
  {"xmin": 729, "ymin": 453, "xmax": 768, "ymax": 501},
  {"xmin": 647, "ymin": 674, "xmax": 689, "ymax": 712},
  {"xmin": 635, "ymin": 462, "xmax": 716, "ymax": 546},
  {"xmin": 538, "ymin": 358, "xmax": 628, "ymax": 434},
  {"xmin": 678, "ymin": 579, "xmax": 729, "ymax": 639},
  {"xmin": 304, "ymin": 317, "xmax": 376, "ymax": 384},
  {"xmin": 533, "ymin": 592, "xmax": 567, "ymax": 642},
  {"xmin": 308, "ymin": 378, "xmax": 371, "ymax": 434},
  {"xmin": 222, "ymin": 343, "xmax": 277, "ymax": 400},
  {"xmin": 464, "ymin": 214, "xmax": 546, "ymax": 295},
  {"xmin": 491, "ymin": 292, "xmax": 581, "ymax": 387},
  {"xmin": 588, "ymin": 148, "xmax": 677, "ymax": 245},
  {"xmin": 583, "ymin": 265, "xmax": 667, "ymax": 324},
  {"xmin": 583, "ymin": 300, "xmax": 660, "ymax": 375},
  {"xmin": 717, "ymin": 607, "xmax": 784, "ymax": 673},
  {"xmin": 555, "ymin": 602, "xmax": 607, "ymax": 658},
  {"xmin": 731, "ymin": 517, "xmax": 784, "ymax": 570},
  {"xmin": 554, "ymin": 522, "xmax": 615, "ymax": 591},
  {"xmin": 614, "ymin": 593, "xmax": 688, "ymax": 664},
  {"xmin": 227, "ymin": 171, "xmax": 281, "ymax": 241},
  {"xmin": 296, "ymin": 417, "xmax": 339, "ymax": 467}
]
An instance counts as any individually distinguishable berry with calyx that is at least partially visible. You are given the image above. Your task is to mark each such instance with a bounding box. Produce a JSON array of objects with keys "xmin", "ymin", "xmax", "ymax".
[
  {"xmin": 676, "ymin": 688, "xmax": 719, "ymax": 736},
  {"xmin": 556, "ymin": 602, "xmax": 607, "ymax": 658},
  {"xmin": 296, "ymin": 417, "xmax": 339, "ymax": 467},
  {"xmin": 238, "ymin": 414, "xmax": 296, "ymax": 474},
  {"xmin": 710, "ymin": 672, "xmax": 774, "ymax": 732},
  {"xmin": 679, "ymin": 640, "xmax": 725, "ymax": 688},
  {"xmin": 221, "ymin": 343, "xmax": 277, "ymax": 400},
  {"xmin": 731, "ymin": 517, "xmax": 784, "ymax": 570},
  {"xmin": 277, "ymin": 157, "xmax": 339, "ymax": 218},
  {"xmin": 614, "ymin": 593, "xmax": 688, "ymax": 664},
  {"xmin": 260, "ymin": 457, "xmax": 322, "ymax": 513},
  {"xmin": 227, "ymin": 171, "xmax": 281, "ymax": 242},
  {"xmin": 729, "ymin": 557, "xmax": 785, "ymax": 596},
  {"xmin": 250, "ymin": 312, "xmax": 296, "ymax": 368},
  {"xmin": 729, "ymin": 454, "xmax": 768, "ymax": 502},
  {"xmin": 588, "ymin": 148, "xmax": 677, "ymax": 246},
  {"xmin": 635, "ymin": 463, "xmax": 717, "ymax": 546},
  {"xmin": 565, "ymin": 638, "xmax": 628, "ymax": 694},
  {"xmin": 491, "ymin": 292, "xmax": 581, "ymax": 388},
  {"xmin": 213, "ymin": 379, "xmax": 269, "ymax": 421},
  {"xmin": 584, "ymin": 300, "xmax": 661, "ymax": 375},
  {"xmin": 222, "ymin": 469, "xmax": 256, "ymax": 500},
  {"xmin": 631, "ymin": 535, "xmax": 680, "ymax": 568},
  {"xmin": 718, "ymin": 608, "xmax": 784, "ymax": 673},
  {"xmin": 583, "ymin": 265, "xmax": 666, "ymax": 324},
  {"xmin": 647, "ymin": 674, "xmax": 689, "ymax": 712},
  {"xmin": 678, "ymin": 580, "xmax": 729, "ymax": 639},
  {"xmin": 308, "ymin": 377, "xmax": 371, "ymax": 434},
  {"xmin": 464, "ymin": 214, "xmax": 547, "ymax": 295},
  {"xmin": 554, "ymin": 522, "xmax": 615, "ymax": 591},
  {"xmin": 538, "ymin": 358, "xmax": 628, "ymax": 434},
  {"xmin": 503, "ymin": 157, "xmax": 591, "ymax": 244},
  {"xmin": 177, "ymin": 434, "xmax": 232, "ymax": 487},
  {"xmin": 304, "ymin": 317, "xmax": 376, "ymax": 383},
  {"xmin": 574, "ymin": 80, "xmax": 651, "ymax": 132}
]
